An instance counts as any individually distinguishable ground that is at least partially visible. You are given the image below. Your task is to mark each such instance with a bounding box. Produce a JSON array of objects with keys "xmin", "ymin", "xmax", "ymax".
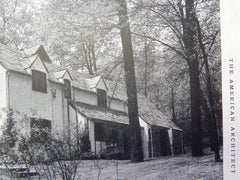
[
  {"xmin": 77, "ymin": 153, "xmax": 222, "ymax": 180},
  {"xmin": 0, "ymin": 151, "xmax": 223, "ymax": 180}
]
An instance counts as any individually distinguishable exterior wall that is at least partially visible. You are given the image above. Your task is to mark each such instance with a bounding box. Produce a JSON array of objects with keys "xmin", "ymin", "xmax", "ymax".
[
  {"xmin": 31, "ymin": 56, "xmax": 48, "ymax": 73},
  {"xmin": 0, "ymin": 65, "xmax": 7, "ymax": 134},
  {"xmin": 51, "ymin": 82, "xmax": 66, "ymax": 131},
  {"xmin": 69, "ymin": 105, "xmax": 77, "ymax": 143},
  {"xmin": 69, "ymin": 104, "xmax": 77, "ymax": 128},
  {"xmin": 0, "ymin": 65, "xmax": 6, "ymax": 109},
  {"xmin": 63, "ymin": 71, "xmax": 72, "ymax": 80},
  {"xmin": 73, "ymin": 88, "xmax": 97, "ymax": 106},
  {"xmin": 109, "ymin": 99, "xmax": 125, "ymax": 112},
  {"xmin": 69, "ymin": 106, "xmax": 88, "ymax": 131},
  {"xmin": 96, "ymin": 78, "xmax": 107, "ymax": 91},
  {"xmin": 139, "ymin": 117, "xmax": 149, "ymax": 159},
  {"xmin": 172, "ymin": 129, "xmax": 184, "ymax": 155},
  {"xmin": 8, "ymin": 71, "xmax": 67, "ymax": 132},
  {"xmin": 77, "ymin": 112, "xmax": 87, "ymax": 129}
]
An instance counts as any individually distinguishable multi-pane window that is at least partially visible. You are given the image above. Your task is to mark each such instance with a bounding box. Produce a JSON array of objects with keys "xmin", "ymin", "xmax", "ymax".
[
  {"xmin": 32, "ymin": 70, "xmax": 47, "ymax": 93},
  {"xmin": 64, "ymin": 79, "xmax": 71, "ymax": 98},
  {"xmin": 97, "ymin": 89, "xmax": 107, "ymax": 107}
]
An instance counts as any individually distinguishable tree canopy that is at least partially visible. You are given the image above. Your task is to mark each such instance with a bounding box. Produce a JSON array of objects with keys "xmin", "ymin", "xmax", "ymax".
[{"xmin": 0, "ymin": 0, "xmax": 221, "ymax": 159}]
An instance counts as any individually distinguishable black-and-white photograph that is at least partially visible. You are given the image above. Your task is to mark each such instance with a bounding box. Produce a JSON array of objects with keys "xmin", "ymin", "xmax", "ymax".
[{"xmin": 0, "ymin": 0, "xmax": 223, "ymax": 179}]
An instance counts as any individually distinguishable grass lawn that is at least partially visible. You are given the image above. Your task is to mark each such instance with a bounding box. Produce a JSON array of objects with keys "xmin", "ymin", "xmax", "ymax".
[
  {"xmin": 76, "ymin": 152, "xmax": 223, "ymax": 180},
  {"xmin": 0, "ymin": 151, "xmax": 223, "ymax": 180}
]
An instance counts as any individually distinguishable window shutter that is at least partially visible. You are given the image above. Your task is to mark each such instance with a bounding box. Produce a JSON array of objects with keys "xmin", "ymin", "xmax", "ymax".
[
  {"xmin": 64, "ymin": 79, "xmax": 71, "ymax": 98},
  {"xmin": 32, "ymin": 70, "xmax": 47, "ymax": 93},
  {"xmin": 97, "ymin": 89, "xmax": 107, "ymax": 107}
]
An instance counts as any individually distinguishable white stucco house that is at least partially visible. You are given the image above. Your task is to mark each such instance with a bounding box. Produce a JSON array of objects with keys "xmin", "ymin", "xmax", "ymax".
[{"xmin": 0, "ymin": 43, "xmax": 183, "ymax": 159}]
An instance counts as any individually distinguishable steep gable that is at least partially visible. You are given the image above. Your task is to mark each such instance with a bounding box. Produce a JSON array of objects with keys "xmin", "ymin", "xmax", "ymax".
[
  {"xmin": 23, "ymin": 45, "xmax": 52, "ymax": 63},
  {"xmin": 88, "ymin": 76, "xmax": 108, "ymax": 91},
  {"xmin": 55, "ymin": 69, "xmax": 72, "ymax": 81},
  {"xmin": 28, "ymin": 55, "xmax": 49, "ymax": 74}
]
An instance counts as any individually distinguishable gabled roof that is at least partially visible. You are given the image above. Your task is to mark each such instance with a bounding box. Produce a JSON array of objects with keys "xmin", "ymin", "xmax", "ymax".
[
  {"xmin": 69, "ymin": 70, "xmax": 92, "ymax": 92},
  {"xmin": 0, "ymin": 43, "xmax": 26, "ymax": 72},
  {"xmin": 105, "ymin": 80, "xmax": 182, "ymax": 131},
  {"xmin": 22, "ymin": 45, "xmax": 41, "ymax": 57},
  {"xmin": 54, "ymin": 69, "xmax": 73, "ymax": 80},
  {"xmin": 138, "ymin": 94, "xmax": 181, "ymax": 130},
  {"xmin": 22, "ymin": 45, "xmax": 52, "ymax": 63},
  {"xmin": 0, "ymin": 43, "xmax": 181, "ymax": 131},
  {"xmin": 87, "ymin": 75, "xmax": 108, "ymax": 91},
  {"xmin": 27, "ymin": 54, "xmax": 49, "ymax": 73}
]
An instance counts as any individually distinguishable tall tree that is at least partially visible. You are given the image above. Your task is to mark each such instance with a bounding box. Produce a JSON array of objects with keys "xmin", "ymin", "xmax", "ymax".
[
  {"xmin": 181, "ymin": 0, "xmax": 203, "ymax": 156},
  {"xmin": 34, "ymin": 0, "xmax": 118, "ymax": 75},
  {"xmin": 130, "ymin": 0, "xmax": 220, "ymax": 157},
  {"xmin": 195, "ymin": 15, "xmax": 221, "ymax": 161},
  {"xmin": 117, "ymin": 0, "xmax": 143, "ymax": 162}
]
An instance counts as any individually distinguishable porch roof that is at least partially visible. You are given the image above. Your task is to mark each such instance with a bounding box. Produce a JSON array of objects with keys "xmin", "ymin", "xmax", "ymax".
[{"xmin": 72, "ymin": 102, "xmax": 129, "ymax": 125}]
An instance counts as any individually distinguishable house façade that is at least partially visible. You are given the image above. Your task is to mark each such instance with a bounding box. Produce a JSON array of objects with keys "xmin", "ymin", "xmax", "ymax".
[{"xmin": 0, "ymin": 43, "xmax": 183, "ymax": 159}]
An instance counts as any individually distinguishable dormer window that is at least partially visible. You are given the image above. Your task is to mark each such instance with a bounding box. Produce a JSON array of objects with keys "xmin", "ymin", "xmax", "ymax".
[
  {"xmin": 97, "ymin": 89, "xmax": 107, "ymax": 107},
  {"xmin": 64, "ymin": 79, "xmax": 71, "ymax": 98},
  {"xmin": 32, "ymin": 69, "xmax": 47, "ymax": 93}
]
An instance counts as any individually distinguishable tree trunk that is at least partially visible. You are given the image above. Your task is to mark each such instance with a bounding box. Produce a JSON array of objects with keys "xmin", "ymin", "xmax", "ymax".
[
  {"xmin": 171, "ymin": 87, "xmax": 176, "ymax": 122},
  {"xmin": 189, "ymin": 60, "xmax": 203, "ymax": 156},
  {"xmin": 118, "ymin": 0, "xmax": 144, "ymax": 162},
  {"xmin": 182, "ymin": 0, "xmax": 203, "ymax": 156},
  {"xmin": 144, "ymin": 40, "xmax": 148, "ymax": 98},
  {"xmin": 195, "ymin": 17, "xmax": 221, "ymax": 162}
]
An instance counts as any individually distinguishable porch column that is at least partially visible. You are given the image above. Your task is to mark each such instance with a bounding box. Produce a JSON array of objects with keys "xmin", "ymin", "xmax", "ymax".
[
  {"xmin": 88, "ymin": 120, "xmax": 96, "ymax": 154},
  {"xmin": 168, "ymin": 128, "xmax": 174, "ymax": 156}
]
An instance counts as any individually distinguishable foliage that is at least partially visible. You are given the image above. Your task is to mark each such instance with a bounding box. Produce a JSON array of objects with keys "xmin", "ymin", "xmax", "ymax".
[
  {"xmin": 0, "ymin": 109, "xmax": 28, "ymax": 164},
  {"xmin": 128, "ymin": 0, "xmax": 221, "ymax": 155},
  {"xmin": 0, "ymin": 0, "xmax": 35, "ymax": 49},
  {"xmin": 0, "ymin": 110, "xmax": 91, "ymax": 180},
  {"xmin": 1, "ymin": 0, "xmax": 221, "ymax": 158}
]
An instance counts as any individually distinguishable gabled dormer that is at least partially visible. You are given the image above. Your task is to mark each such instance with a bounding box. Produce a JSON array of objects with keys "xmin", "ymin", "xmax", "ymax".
[
  {"xmin": 23, "ymin": 45, "xmax": 52, "ymax": 64},
  {"xmin": 27, "ymin": 55, "xmax": 49, "ymax": 93},
  {"xmin": 88, "ymin": 76, "xmax": 108, "ymax": 107},
  {"xmin": 55, "ymin": 70, "xmax": 73, "ymax": 98}
]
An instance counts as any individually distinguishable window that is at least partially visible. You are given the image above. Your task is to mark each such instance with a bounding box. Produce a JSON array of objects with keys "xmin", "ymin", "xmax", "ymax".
[
  {"xmin": 64, "ymin": 79, "xmax": 71, "ymax": 98},
  {"xmin": 97, "ymin": 89, "xmax": 107, "ymax": 107},
  {"xmin": 30, "ymin": 118, "xmax": 51, "ymax": 144},
  {"xmin": 32, "ymin": 70, "xmax": 47, "ymax": 93}
]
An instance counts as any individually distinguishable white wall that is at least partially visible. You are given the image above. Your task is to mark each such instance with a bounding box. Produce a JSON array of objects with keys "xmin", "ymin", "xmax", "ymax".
[
  {"xmin": 96, "ymin": 78, "xmax": 107, "ymax": 91},
  {"xmin": 0, "ymin": 65, "xmax": 7, "ymax": 133},
  {"xmin": 109, "ymin": 99, "xmax": 125, "ymax": 112},
  {"xmin": 69, "ymin": 105, "xmax": 77, "ymax": 143},
  {"xmin": 31, "ymin": 56, "xmax": 48, "ymax": 73},
  {"xmin": 77, "ymin": 112, "xmax": 87, "ymax": 130},
  {"xmin": 51, "ymin": 82, "xmax": 66, "ymax": 131},
  {"xmin": 8, "ymin": 71, "xmax": 67, "ymax": 132},
  {"xmin": 0, "ymin": 65, "xmax": 6, "ymax": 109},
  {"xmin": 73, "ymin": 88, "xmax": 97, "ymax": 106}
]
